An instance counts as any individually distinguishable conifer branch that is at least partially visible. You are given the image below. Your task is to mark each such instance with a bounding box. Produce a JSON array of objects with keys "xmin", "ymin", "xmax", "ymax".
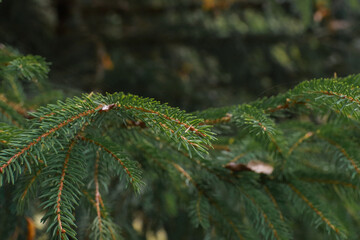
[
  {"xmin": 198, "ymin": 97, "xmax": 308, "ymax": 127},
  {"xmin": 157, "ymin": 121, "xmax": 200, "ymax": 148},
  {"xmin": 94, "ymin": 149, "xmax": 103, "ymax": 239},
  {"xmin": 210, "ymin": 200, "xmax": 245, "ymax": 240},
  {"xmin": 241, "ymin": 190, "xmax": 280, "ymax": 240},
  {"xmin": 0, "ymin": 94, "xmax": 29, "ymax": 118},
  {"xmin": 263, "ymin": 186, "xmax": 285, "ymax": 221},
  {"xmin": 269, "ymin": 135, "xmax": 283, "ymax": 155},
  {"xmin": 56, "ymin": 140, "xmax": 77, "ymax": 235},
  {"xmin": 226, "ymin": 152, "xmax": 246, "ymax": 164},
  {"xmin": 141, "ymin": 132, "xmax": 219, "ymax": 179},
  {"xmin": 233, "ymin": 105, "xmax": 285, "ymax": 155},
  {"xmin": 0, "ymin": 107, "xmax": 21, "ymax": 127},
  {"xmin": 288, "ymin": 131, "xmax": 314, "ymax": 156},
  {"xmin": 82, "ymin": 189, "xmax": 98, "ymax": 211},
  {"xmin": 118, "ymin": 104, "xmax": 208, "ymax": 137},
  {"xmin": 39, "ymin": 112, "xmax": 57, "ymax": 121},
  {"xmin": 299, "ymin": 178, "xmax": 357, "ymax": 189},
  {"xmin": 20, "ymin": 168, "xmax": 42, "ymax": 201},
  {"xmin": 171, "ymin": 162, "xmax": 194, "ymax": 185},
  {"xmin": 77, "ymin": 136, "xmax": 135, "ymax": 184},
  {"xmin": 220, "ymin": 215, "xmax": 245, "ymax": 240},
  {"xmin": 266, "ymin": 98, "xmax": 308, "ymax": 113},
  {"xmin": 196, "ymin": 193, "xmax": 203, "ymax": 226},
  {"xmin": 170, "ymin": 162, "xmax": 245, "ymax": 239},
  {"xmin": 310, "ymin": 90, "xmax": 360, "ymax": 105},
  {"xmin": 83, "ymin": 189, "xmax": 119, "ymax": 240},
  {"xmin": 0, "ymin": 105, "xmax": 103, "ymax": 174},
  {"xmin": 82, "ymin": 189, "xmax": 107, "ymax": 217},
  {"xmin": 1, "ymin": 51, "xmax": 360, "ymax": 240},
  {"xmin": 288, "ymin": 183, "xmax": 341, "ymax": 234},
  {"xmin": 319, "ymin": 136, "xmax": 360, "ymax": 175},
  {"xmin": 165, "ymin": 154, "xmax": 251, "ymax": 239},
  {"xmin": 200, "ymin": 113, "xmax": 232, "ymax": 125}
]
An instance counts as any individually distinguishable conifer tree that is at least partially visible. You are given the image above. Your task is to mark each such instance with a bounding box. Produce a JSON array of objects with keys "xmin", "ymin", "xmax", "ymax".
[{"xmin": 1, "ymin": 45, "xmax": 360, "ymax": 240}]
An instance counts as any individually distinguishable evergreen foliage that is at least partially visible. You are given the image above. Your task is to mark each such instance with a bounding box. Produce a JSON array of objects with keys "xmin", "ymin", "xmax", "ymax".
[{"xmin": 1, "ymin": 46, "xmax": 360, "ymax": 240}]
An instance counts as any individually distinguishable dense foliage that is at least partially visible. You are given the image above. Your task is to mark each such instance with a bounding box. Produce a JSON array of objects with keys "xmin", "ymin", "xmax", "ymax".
[{"xmin": 1, "ymin": 45, "xmax": 360, "ymax": 240}]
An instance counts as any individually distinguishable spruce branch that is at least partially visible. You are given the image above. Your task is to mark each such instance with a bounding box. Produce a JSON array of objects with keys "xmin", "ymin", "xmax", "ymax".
[
  {"xmin": 318, "ymin": 136, "xmax": 360, "ymax": 176},
  {"xmin": 201, "ymin": 113, "xmax": 232, "ymax": 125},
  {"xmin": 0, "ymin": 100, "xmax": 23, "ymax": 127},
  {"xmin": 240, "ymin": 186, "xmax": 291, "ymax": 240},
  {"xmin": 209, "ymin": 196, "xmax": 247, "ymax": 240},
  {"xmin": 287, "ymin": 182, "xmax": 347, "ymax": 238},
  {"xmin": 55, "ymin": 139, "xmax": 77, "ymax": 236},
  {"xmin": 40, "ymin": 140, "xmax": 88, "ymax": 240},
  {"xmin": 0, "ymin": 104, "xmax": 102, "ymax": 176},
  {"xmin": 0, "ymin": 94, "xmax": 29, "ymax": 117},
  {"xmin": 2, "ymin": 48, "xmax": 360, "ymax": 240},
  {"xmin": 168, "ymin": 156, "xmax": 248, "ymax": 239},
  {"xmin": 15, "ymin": 168, "xmax": 43, "ymax": 213},
  {"xmin": 233, "ymin": 104, "xmax": 287, "ymax": 156},
  {"xmin": 78, "ymin": 135, "xmax": 142, "ymax": 191},
  {"xmin": 287, "ymin": 131, "xmax": 314, "ymax": 156},
  {"xmin": 6, "ymin": 55, "xmax": 50, "ymax": 84},
  {"xmin": 263, "ymin": 185, "xmax": 285, "ymax": 222},
  {"xmin": 94, "ymin": 149, "xmax": 103, "ymax": 238},
  {"xmin": 300, "ymin": 178, "xmax": 357, "ymax": 190}
]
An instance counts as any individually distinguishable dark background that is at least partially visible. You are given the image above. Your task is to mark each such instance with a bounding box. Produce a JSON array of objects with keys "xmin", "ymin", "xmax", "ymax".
[{"xmin": 1, "ymin": 0, "xmax": 360, "ymax": 111}]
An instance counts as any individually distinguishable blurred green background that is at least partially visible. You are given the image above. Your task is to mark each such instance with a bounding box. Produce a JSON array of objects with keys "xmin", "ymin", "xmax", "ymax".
[{"xmin": 1, "ymin": 0, "xmax": 360, "ymax": 110}]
